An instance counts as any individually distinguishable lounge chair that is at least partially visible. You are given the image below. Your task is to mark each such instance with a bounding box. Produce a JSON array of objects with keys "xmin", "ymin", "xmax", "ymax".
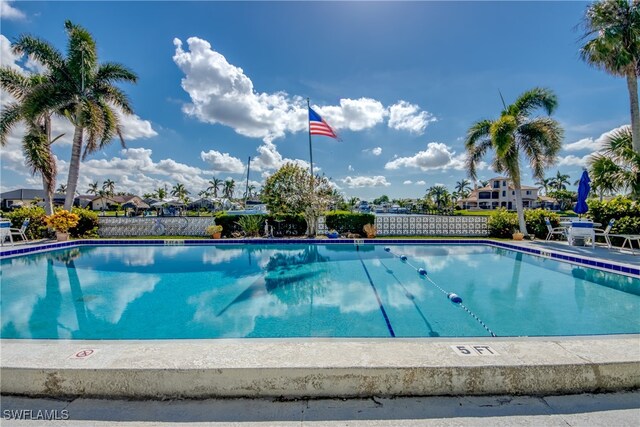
[
  {"xmin": 545, "ymin": 218, "xmax": 566, "ymax": 241},
  {"xmin": 609, "ymin": 234, "xmax": 640, "ymax": 255},
  {"xmin": 9, "ymin": 219, "xmax": 30, "ymax": 242},
  {"xmin": 593, "ymin": 218, "xmax": 615, "ymax": 248}
]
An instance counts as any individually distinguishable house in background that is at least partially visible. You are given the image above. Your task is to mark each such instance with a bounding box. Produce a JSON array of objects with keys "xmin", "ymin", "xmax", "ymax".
[
  {"xmin": 0, "ymin": 189, "xmax": 70, "ymax": 209},
  {"xmin": 89, "ymin": 195, "xmax": 147, "ymax": 211},
  {"xmin": 457, "ymin": 177, "xmax": 546, "ymax": 210}
]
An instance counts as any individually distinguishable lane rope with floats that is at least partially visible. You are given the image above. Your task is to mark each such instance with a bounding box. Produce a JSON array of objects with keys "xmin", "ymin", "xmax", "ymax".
[{"xmin": 384, "ymin": 246, "xmax": 497, "ymax": 337}]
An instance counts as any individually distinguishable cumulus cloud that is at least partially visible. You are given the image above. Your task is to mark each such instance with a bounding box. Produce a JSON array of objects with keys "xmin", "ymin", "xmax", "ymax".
[
  {"xmin": 403, "ymin": 180, "xmax": 412, "ymax": 185},
  {"xmin": 415, "ymin": 180, "xmax": 426, "ymax": 185},
  {"xmin": 341, "ymin": 175, "xmax": 390, "ymax": 188},
  {"xmin": 388, "ymin": 101, "xmax": 436, "ymax": 135},
  {"xmin": 563, "ymin": 124, "xmax": 629, "ymax": 152},
  {"xmin": 557, "ymin": 155, "xmax": 590, "ymax": 167},
  {"xmin": 251, "ymin": 140, "xmax": 310, "ymax": 173},
  {"xmin": 384, "ymin": 142, "xmax": 467, "ymax": 171},
  {"xmin": 0, "ymin": 1, "xmax": 26, "ymax": 21},
  {"xmin": 363, "ymin": 147, "xmax": 382, "ymax": 156},
  {"xmin": 172, "ymin": 36, "xmax": 433, "ymax": 141},
  {"xmin": 200, "ymin": 149, "xmax": 245, "ymax": 173}
]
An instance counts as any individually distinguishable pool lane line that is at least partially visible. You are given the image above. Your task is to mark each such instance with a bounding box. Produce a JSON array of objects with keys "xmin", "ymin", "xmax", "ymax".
[
  {"xmin": 379, "ymin": 259, "xmax": 439, "ymax": 337},
  {"xmin": 358, "ymin": 255, "xmax": 396, "ymax": 337}
]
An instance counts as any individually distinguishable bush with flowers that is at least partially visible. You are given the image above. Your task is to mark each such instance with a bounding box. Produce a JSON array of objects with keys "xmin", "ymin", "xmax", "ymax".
[{"xmin": 45, "ymin": 209, "xmax": 80, "ymax": 233}]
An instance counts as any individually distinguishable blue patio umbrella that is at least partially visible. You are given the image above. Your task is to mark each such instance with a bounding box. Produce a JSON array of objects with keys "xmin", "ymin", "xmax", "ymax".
[{"xmin": 574, "ymin": 170, "xmax": 591, "ymax": 215}]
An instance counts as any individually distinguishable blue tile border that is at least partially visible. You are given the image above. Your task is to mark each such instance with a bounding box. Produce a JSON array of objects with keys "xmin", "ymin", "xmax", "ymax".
[{"xmin": 1, "ymin": 238, "xmax": 638, "ymax": 277}]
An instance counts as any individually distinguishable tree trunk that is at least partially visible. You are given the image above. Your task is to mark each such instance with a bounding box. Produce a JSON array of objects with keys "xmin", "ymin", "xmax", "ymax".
[
  {"xmin": 64, "ymin": 125, "xmax": 83, "ymax": 210},
  {"xmin": 41, "ymin": 176, "xmax": 53, "ymax": 215},
  {"xmin": 626, "ymin": 72, "xmax": 640, "ymax": 154},
  {"xmin": 513, "ymin": 179, "xmax": 528, "ymax": 236}
]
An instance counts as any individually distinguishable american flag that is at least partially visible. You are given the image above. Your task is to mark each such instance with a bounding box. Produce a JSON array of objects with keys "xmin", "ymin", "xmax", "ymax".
[{"xmin": 309, "ymin": 107, "xmax": 339, "ymax": 140}]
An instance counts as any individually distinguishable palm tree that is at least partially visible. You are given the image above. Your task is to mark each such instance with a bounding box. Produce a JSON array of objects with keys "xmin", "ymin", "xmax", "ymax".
[
  {"xmin": 246, "ymin": 184, "xmax": 256, "ymax": 199},
  {"xmin": 57, "ymin": 184, "xmax": 67, "ymax": 193},
  {"xmin": 466, "ymin": 87, "xmax": 563, "ymax": 235},
  {"xmin": 198, "ymin": 189, "xmax": 210, "ymax": 199},
  {"xmin": 102, "ymin": 179, "xmax": 115, "ymax": 196},
  {"xmin": 171, "ymin": 183, "xmax": 190, "ymax": 203},
  {"xmin": 0, "ymin": 69, "xmax": 61, "ymax": 215},
  {"xmin": 580, "ymin": 0, "xmax": 640, "ymax": 153},
  {"xmin": 11, "ymin": 20, "xmax": 138, "ymax": 210},
  {"xmin": 223, "ymin": 179, "xmax": 235, "ymax": 199},
  {"xmin": 87, "ymin": 181, "xmax": 99, "ymax": 195},
  {"xmin": 478, "ymin": 179, "xmax": 490, "ymax": 187},
  {"xmin": 156, "ymin": 186, "xmax": 168, "ymax": 200},
  {"xmin": 549, "ymin": 170, "xmax": 571, "ymax": 191},
  {"xmin": 589, "ymin": 126, "xmax": 640, "ymax": 199},
  {"xmin": 427, "ymin": 185, "xmax": 450, "ymax": 210},
  {"xmin": 534, "ymin": 177, "xmax": 552, "ymax": 195},
  {"xmin": 207, "ymin": 177, "xmax": 223, "ymax": 198},
  {"xmin": 454, "ymin": 179, "xmax": 472, "ymax": 198},
  {"xmin": 347, "ymin": 196, "xmax": 360, "ymax": 212}
]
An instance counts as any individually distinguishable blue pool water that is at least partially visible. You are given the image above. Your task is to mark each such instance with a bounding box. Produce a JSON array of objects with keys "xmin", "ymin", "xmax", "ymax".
[{"xmin": 1, "ymin": 244, "xmax": 638, "ymax": 339}]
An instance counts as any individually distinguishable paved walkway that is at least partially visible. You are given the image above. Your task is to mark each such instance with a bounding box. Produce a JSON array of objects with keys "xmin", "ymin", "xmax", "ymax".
[
  {"xmin": 1, "ymin": 392, "xmax": 639, "ymax": 426},
  {"xmin": 522, "ymin": 239, "xmax": 639, "ymax": 266}
]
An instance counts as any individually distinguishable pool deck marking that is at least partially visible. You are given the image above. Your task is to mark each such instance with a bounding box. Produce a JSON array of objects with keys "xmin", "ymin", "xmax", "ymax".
[
  {"xmin": 358, "ymin": 256, "xmax": 396, "ymax": 337},
  {"xmin": 68, "ymin": 349, "xmax": 96, "ymax": 360},
  {"xmin": 451, "ymin": 344, "xmax": 500, "ymax": 356}
]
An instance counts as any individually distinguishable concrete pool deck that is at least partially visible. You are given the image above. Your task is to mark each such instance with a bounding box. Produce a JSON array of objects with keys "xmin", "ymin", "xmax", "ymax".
[
  {"xmin": 1, "ymin": 336, "xmax": 639, "ymax": 399},
  {"xmin": 1, "ymin": 238, "xmax": 638, "ymax": 399}
]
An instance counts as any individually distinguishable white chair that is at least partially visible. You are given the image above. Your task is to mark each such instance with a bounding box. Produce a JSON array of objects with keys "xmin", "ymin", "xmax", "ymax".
[
  {"xmin": 593, "ymin": 218, "xmax": 615, "ymax": 248},
  {"xmin": 0, "ymin": 221, "xmax": 14, "ymax": 246},
  {"xmin": 9, "ymin": 218, "xmax": 30, "ymax": 242},
  {"xmin": 545, "ymin": 217, "xmax": 566, "ymax": 241}
]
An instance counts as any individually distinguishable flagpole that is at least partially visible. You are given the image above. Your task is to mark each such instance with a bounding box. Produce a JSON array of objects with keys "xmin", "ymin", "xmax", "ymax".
[{"xmin": 307, "ymin": 97, "xmax": 314, "ymax": 178}]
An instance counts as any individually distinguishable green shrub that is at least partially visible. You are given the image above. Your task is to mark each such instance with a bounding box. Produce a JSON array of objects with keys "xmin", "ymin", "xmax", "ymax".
[
  {"xmin": 487, "ymin": 208, "xmax": 517, "ymax": 238},
  {"xmin": 268, "ymin": 214, "xmax": 307, "ymax": 236},
  {"xmin": 588, "ymin": 197, "xmax": 640, "ymax": 226},
  {"xmin": 70, "ymin": 207, "xmax": 99, "ymax": 238},
  {"xmin": 524, "ymin": 209, "xmax": 561, "ymax": 239},
  {"xmin": 214, "ymin": 213, "xmax": 245, "ymax": 237},
  {"xmin": 324, "ymin": 211, "xmax": 375, "ymax": 234},
  {"xmin": 4, "ymin": 206, "xmax": 48, "ymax": 239},
  {"xmin": 236, "ymin": 215, "xmax": 263, "ymax": 237}
]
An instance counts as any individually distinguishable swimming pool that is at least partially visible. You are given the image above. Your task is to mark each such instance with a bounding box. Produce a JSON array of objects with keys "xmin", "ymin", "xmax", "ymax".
[{"xmin": 1, "ymin": 243, "xmax": 638, "ymax": 339}]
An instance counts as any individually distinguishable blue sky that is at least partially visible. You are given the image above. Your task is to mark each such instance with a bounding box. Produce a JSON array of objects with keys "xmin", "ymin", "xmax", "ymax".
[{"xmin": 0, "ymin": 1, "xmax": 631, "ymax": 200}]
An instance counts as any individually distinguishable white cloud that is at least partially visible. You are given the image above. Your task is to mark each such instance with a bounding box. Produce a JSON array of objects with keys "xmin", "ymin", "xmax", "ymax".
[
  {"xmin": 415, "ymin": 180, "xmax": 426, "ymax": 185},
  {"xmin": 384, "ymin": 142, "xmax": 467, "ymax": 171},
  {"xmin": 117, "ymin": 112, "xmax": 158, "ymax": 140},
  {"xmin": 341, "ymin": 175, "xmax": 390, "ymax": 188},
  {"xmin": 363, "ymin": 147, "xmax": 382, "ymax": 156},
  {"xmin": 172, "ymin": 37, "xmax": 433, "ymax": 141},
  {"xmin": 388, "ymin": 101, "xmax": 436, "ymax": 135},
  {"xmin": 563, "ymin": 124, "xmax": 629, "ymax": 152},
  {"xmin": 0, "ymin": 1, "xmax": 26, "ymax": 21},
  {"xmin": 316, "ymin": 98, "xmax": 386, "ymax": 132},
  {"xmin": 403, "ymin": 180, "xmax": 413, "ymax": 185},
  {"xmin": 557, "ymin": 154, "xmax": 590, "ymax": 167},
  {"xmin": 251, "ymin": 140, "xmax": 310, "ymax": 173},
  {"xmin": 200, "ymin": 150, "xmax": 245, "ymax": 173}
]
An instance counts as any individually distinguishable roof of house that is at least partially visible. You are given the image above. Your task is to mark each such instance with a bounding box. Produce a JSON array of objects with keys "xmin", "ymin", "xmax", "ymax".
[{"xmin": 0, "ymin": 189, "xmax": 45, "ymax": 200}]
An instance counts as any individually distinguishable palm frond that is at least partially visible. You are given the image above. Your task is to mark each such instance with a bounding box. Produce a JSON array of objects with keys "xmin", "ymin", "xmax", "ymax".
[
  {"xmin": 0, "ymin": 103, "xmax": 23, "ymax": 146},
  {"xmin": 0, "ymin": 67, "xmax": 32, "ymax": 100},
  {"xmin": 23, "ymin": 122, "xmax": 56, "ymax": 189},
  {"xmin": 98, "ymin": 85, "xmax": 134, "ymax": 114},
  {"xmin": 513, "ymin": 87, "xmax": 558, "ymax": 117},
  {"xmin": 518, "ymin": 117, "xmax": 564, "ymax": 178},
  {"xmin": 12, "ymin": 35, "xmax": 64, "ymax": 70},
  {"xmin": 81, "ymin": 100, "xmax": 106, "ymax": 159},
  {"xmin": 466, "ymin": 138, "xmax": 493, "ymax": 181},
  {"xmin": 64, "ymin": 20, "xmax": 98, "ymax": 83},
  {"xmin": 96, "ymin": 62, "xmax": 138, "ymax": 85}
]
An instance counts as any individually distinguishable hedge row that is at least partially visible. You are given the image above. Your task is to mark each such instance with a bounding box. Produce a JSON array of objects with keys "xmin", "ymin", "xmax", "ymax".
[
  {"xmin": 487, "ymin": 208, "xmax": 561, "ymax": 238},
  {"xmin": 214, "ymin": 213, "xmax": 307, "ymax": 237},
  {"xmin": 324, "ymin": 211, "xmax": 375, "ymax": 234},
  {"xmin": 3, "ymin": 206, "xmax": 99, "ymax": 239}
]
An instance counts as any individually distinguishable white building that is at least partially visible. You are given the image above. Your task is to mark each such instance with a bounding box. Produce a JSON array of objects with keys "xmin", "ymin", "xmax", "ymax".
[{"xmin": 458, "ymin": 177, "xmax": 540, "ymax": 210}]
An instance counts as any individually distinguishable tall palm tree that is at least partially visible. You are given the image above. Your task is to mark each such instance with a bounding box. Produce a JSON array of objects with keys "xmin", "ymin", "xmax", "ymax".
[
  {"xmin": 0, "ymin": 69, "xmax": 61, "ymax": 215},
  {"xmin": 589, "ymin": 125, "xmax": 640, "ymax": 199},
  {"xmin": 57, "ymin": 184, "xmax": 67, "ymax": 193},
  {"xmin": 171, "ymin": 183, "xmax": 190, "ymax": 202},
  {"xmin": 549, "ymin": 170, "xmax": 571, "ymax": 191},
  {"xmin": 102, "ymin": 179, "xmax": 115, "ymax": 196},
  {"xmin": 580, "ymin": 0, "xmax": 640, "ymax": 153},
  {"xmin": 87, "ymin": 181, "xmax": 99, "ymax": 195},
  {"xmin": 223, "ymin": 179, "xmax": 235, "ymax": 199},
  {"xmin": 466, "ymin": 87, "xmax": 563, "ymax": 235},
  {"xmin": 207, "ymin": 177, "xmax": 223, "ymax": 198},
  {"xmin": 454, "ymin": 179, "xmax": 472, "ymax": 198},
  {"xmin": 11, "ymin": 20, "xmax": 139, "ymax": 210}
]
